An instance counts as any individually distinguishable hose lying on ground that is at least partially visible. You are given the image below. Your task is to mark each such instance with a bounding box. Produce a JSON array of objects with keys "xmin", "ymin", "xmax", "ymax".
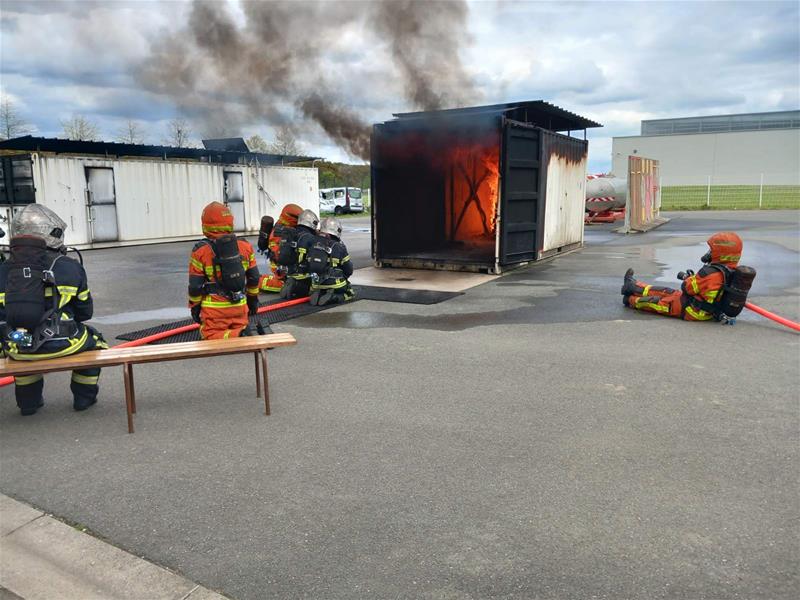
[
  {"xmin": 745, "ymin": 302, "xmax": 800, "ymax": 332},
  {"xmin": 0, "ymin": 297, "xmax": 310, "ymax": 388}
]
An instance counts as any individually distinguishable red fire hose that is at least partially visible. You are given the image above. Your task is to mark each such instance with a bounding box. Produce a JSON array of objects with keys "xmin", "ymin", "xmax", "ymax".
[
  {"xmin": 745, "ymin": 302, "xmax": 800, "ymax": 332},
  {"xmin": 0, "ymin": 297, "xmax": 310, "ymax": 388}
]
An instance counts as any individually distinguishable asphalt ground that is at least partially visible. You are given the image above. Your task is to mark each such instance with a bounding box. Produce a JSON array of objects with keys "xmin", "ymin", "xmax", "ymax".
[{"xmin": 1, "ymin": 211, "xmax": 798, "ymax": 600}]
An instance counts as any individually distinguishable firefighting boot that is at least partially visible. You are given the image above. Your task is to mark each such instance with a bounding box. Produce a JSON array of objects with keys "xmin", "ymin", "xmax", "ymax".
[{"xmin": 621, "ymin": 268, "xmax": 644, "ymax": 296}]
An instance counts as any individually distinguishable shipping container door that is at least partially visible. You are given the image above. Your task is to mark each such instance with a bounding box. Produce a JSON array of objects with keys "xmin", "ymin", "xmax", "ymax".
[
  {"xmin": 85, "ymin": 167, "xmax": 119, "ymax": 242},
  {"xmin": 224, "ymin": 171, "xmax": 246, "ymax": 231},
  {"xmin": 499, "ymin": 121, "xmax": 540, "ymax": 264}
]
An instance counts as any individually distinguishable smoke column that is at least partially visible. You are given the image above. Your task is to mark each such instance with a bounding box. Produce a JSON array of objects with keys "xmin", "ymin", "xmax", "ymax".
[{"xmin": 138, "ymin": 0, "xmax": 478, "ymax": 159}]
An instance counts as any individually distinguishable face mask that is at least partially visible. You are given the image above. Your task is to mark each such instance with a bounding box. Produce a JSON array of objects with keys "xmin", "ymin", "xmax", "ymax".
[{"xmin": 701, "ymin": 251, "xmax": 712, "ymax": 263}]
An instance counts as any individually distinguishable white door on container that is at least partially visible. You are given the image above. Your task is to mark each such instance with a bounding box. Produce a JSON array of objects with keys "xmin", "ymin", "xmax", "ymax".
[
  {"xmin": 85, "ymin": 167, "xmax": 119, "ymax": 242},
  {"xmin": 224, "ymin": 171, "xmax": 245, "ymax": 231}
]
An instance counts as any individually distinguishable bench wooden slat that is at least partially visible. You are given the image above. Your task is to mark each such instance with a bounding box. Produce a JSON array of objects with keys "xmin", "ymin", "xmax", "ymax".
[{"xmin": 0, "ymin": 333, "xmax": 297, "ymax": 376}]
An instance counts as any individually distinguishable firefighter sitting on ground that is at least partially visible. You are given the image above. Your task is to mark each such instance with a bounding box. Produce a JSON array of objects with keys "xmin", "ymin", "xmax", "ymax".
[
  {"xmin": 0, "ymin": 205, "xmax": 108, "ymax": 416},
  {"xmin": 258, "ymin": 203, "xmax": 303, "ymax": 293},
  {"xmin": 307, "ymin": 217, "xmax": 355, "ymax": 306},
  {"xmin": 279, "ymin": 209, "xmax": 320, "ymax": 300},
  {"xmin": 189, "ymin": 202, "xmax": 260, "ymax": 339},
  {"xmin": 621, "ymin": 232, "xmax": 747, "ymax": 321}
]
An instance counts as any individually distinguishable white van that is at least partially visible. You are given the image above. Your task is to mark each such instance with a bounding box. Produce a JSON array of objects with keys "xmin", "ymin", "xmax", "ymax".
[{"xmin": 319, "ymin": 187, "xmax": 364, "ymax": 214}]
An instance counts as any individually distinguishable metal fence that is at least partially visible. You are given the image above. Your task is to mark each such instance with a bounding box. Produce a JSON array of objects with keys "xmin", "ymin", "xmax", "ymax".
[{"xmin": 661, "ymin": 174, "xmax": 800, "ymax": 210}]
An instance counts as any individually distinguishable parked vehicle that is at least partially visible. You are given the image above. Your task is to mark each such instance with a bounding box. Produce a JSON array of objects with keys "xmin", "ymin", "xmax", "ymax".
[{"xmin": 319, "ymin": 187, "xmax": 364, "ymax": 214}]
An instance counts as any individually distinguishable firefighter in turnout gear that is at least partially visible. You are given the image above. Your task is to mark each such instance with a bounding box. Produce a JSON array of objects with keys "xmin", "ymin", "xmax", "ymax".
[
  {"xmin": 308, "ymin": 217, "xmax": 355, "ymax": 306},
  {"xmin": 259, "ymin": 203, "xmax": 302, "ymax": 293},
  {"xmin": 188, "ymin": 202, "xmax": 260, "ymax": 340},
  {"xmin": 0, "ymin": 205, "xmax": 108, "ymax": 416},
  {"xmin": 279, "ymin": 209, "xmax": 319, "ymax": 300},
  {"xmin": 621, "ymin": 232, "xmax": 744, "ymax": 321}
]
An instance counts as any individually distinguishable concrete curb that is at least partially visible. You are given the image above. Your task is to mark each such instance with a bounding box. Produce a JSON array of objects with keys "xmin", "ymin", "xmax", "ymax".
[{"xmin": 0, "ymin": 494, "xmax": 229, "ymax": 600}]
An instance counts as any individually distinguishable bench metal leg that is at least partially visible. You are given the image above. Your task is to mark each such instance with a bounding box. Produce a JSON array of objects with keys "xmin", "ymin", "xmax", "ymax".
[
  {"xmin": 254, "ymin": 352, "xmax": 262, "ymax": 399},
  {"xmin": 260, "ymin": 349, "xmax": 270, "ymax": 415},
  {"xmin": 123, "ymin": 363, "xmax": 135, "ymax": 434}
]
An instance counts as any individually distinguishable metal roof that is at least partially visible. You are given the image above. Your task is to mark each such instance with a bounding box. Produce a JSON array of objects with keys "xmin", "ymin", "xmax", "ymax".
[
  {"xmin": 392, "ymin": 100, "xmax": 602, "ymax": 131},
  {"xmin": 0, "ymin": 136, "xmax": 318, "ymax": 165},
  {"xmin": 641, "ymin": 110, "xmax": 800, "ymax": 136}
]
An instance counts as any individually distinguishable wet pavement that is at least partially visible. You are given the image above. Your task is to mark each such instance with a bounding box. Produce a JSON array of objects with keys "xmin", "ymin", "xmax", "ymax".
[{"xmin": 1, "ymin": 211, "xmax": 798, "ymax": 600}]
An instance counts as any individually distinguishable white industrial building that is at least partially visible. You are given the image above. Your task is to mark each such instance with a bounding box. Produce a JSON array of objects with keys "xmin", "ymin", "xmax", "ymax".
[
  {"xmin": 0, "ymin": 136, "xmax": 320, "ymax": 248},
  {"xmin": 611, "ymin": 111, "xmax": 800, "ymax": 186}
]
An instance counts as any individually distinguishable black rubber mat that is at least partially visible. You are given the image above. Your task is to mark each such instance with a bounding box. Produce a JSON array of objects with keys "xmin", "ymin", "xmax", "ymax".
[
  {"xmin": 353, "ymin": 285, "xmax": 462, "ymax": 305},
  {"xmin": 117, "ymin": 286, "xmax": 460, "ymax": 344},
  {"xmin": 116, "ymin": 314, "xmax": 274, "ymax": 345},
  {"xmin": 116, "ymin": 301, "xmax": 333, "ymax": 343}
]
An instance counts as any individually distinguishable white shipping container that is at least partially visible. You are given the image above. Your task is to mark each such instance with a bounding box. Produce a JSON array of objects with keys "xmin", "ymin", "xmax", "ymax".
[
  {"xmin": 540, "ymin": 130, "xmax": 588, "ymax": 255},
  {"xmin": 19, "ymin": 154, "xmax": 319, "ymax": 248}
]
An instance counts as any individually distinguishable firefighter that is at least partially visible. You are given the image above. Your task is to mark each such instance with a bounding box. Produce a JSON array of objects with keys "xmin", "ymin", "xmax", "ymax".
[
  {"xmin": 279, "ymin": 209, "xmax": 319, "ymax": 299},
  {"xmin": 621, "ymin": 232, "xmax": 743, "ymax": 321},
  {"xmin": 0, "ymin": 205, "xmax": 108, "ymax": 416},
  {"xmin": 308, "ymin": 217, "xmax": 355, "ymax": 306},
  {"xmin": 188, "ymin": 202, "xmax": 260, "ymax": 339},
  {"xmin": 259, "ymin": 203, "xmax": 302, "ymax": 293}
]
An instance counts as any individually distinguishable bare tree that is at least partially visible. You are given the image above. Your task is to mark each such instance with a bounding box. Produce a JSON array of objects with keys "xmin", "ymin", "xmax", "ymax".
[
  {"xmin": 61, "ymin": 115, "xmax": 100, "ymax": 141},
  {"xmin": 0, "ymin": 95, "xmax": 32, "ymax": 140},
  {"xmin": 164, "ymin": 118, "xmax": 192, "ymax": 147},
  {"xmin": 115, "ymin": 119, "xmax": 146, "ymax": 144},
  {"xmin": 246, "ymin": 134, "xmax": 270, "ymax": 153},
  {"xmin": 268, "ymin": 125, "xmax": 302, "ymax": 156}
]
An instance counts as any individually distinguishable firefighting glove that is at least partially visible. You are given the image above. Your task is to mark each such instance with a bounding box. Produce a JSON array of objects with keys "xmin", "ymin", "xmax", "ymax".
[
  {"xmin": 247, "ymin": 295, "xmax": 260, "ymax": 317},
  {"xmin": 190, "ymin": 304, "xmax": 202, "ymax": 324}
]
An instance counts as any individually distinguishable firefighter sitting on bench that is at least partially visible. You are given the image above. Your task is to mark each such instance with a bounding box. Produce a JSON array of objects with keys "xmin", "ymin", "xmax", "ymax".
[
  {"xmin": 0, "ymin": 205, "xmax": 108, "ymax": 416},
  {"xmin": 189, "ymin": 202, "xmax": 260, "ymax": 339},
  {"xmin": 307, "ymin": 217, "xmax": 355, "ymax": 306}
]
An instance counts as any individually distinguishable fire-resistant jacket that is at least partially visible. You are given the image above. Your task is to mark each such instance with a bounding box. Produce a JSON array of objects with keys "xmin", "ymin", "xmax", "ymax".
[
  {"xmin": 680, "ymin": 232, "xmax": 742, "ymax": 321},
  {"xmin": 287, "ymin": 225, "xmax": 319, "ymax": 281},
  {"xmin": 309, "ymin": 235, "xmax": 353, "ymax": 292},
  {"xmin": 681, "ymin": 266, "xmax": 727, "ymax": 321},
  {"xmin": 188, "ymin": 237, "xmax": 260, "ymax": 339},
  {"xmin": 0, "ymin": 250, "xmax": 97, "ymax": 359}
]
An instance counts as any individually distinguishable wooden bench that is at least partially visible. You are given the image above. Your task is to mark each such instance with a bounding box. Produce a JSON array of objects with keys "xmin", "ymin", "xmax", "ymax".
[{"xmin": 0, "ymin": 333, "xmax": 297, "ymax": 433}]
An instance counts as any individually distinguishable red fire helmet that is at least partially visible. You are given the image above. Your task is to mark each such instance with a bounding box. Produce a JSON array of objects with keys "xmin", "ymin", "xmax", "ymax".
[{"xmin": 707, "ymin": 231, "xmax": 742, "ymax": 267}]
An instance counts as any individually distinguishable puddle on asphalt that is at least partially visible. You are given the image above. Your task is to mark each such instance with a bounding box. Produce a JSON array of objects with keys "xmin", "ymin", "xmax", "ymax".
[
  {"xmin": 651, "ymin": 240, "xmax": 798, "ymax": 294},
  {"xmin": 92, "ymin": 306, "xmax": 189, "ymax": 325}
]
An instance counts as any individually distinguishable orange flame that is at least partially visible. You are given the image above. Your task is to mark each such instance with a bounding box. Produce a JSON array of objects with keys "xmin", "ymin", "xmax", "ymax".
[{"xmin": 446, "ymin": 142, "xmax": 500, "ymax": 239}]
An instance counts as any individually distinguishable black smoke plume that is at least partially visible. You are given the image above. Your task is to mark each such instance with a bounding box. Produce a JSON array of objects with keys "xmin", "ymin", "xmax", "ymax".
[{"xmin": 138, "ymin": 0, "xmax": 478, "ymax": 160}]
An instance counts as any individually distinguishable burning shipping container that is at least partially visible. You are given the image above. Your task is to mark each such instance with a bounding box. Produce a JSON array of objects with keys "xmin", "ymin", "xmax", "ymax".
[{"xmin": 371, "ymin": 101, "xmax": 602, "ymax": 273}]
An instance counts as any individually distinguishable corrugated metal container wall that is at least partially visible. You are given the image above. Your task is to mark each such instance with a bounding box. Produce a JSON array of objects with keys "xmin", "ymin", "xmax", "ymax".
[
  {"xmin": 30, "ymin": 155, "xmax": 318, "ymax": 247},
  {"xmin": 540, "ymin": 131, "xmax": 587, "ymax": 255}
]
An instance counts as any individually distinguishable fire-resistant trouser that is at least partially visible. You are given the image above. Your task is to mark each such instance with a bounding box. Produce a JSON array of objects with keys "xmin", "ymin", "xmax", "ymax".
[
  {"xmin": 309, "ymin": 274, "xmax": 355, "ymax": 306},
  {"xmin": 199, "ymin": 301, "xmax": 250, "ymax": 340},
  {"xmin": 259, "ymin": 261, "xmax": 285, "ymax": 293},
  {"xmin": 13, "ymin": 326, "xmax": 108, "ymax": 411},
  {"xmin": 280, "ymin": 273, "xmax": 312, "ymax": 299},
  {"xmin": 624, "ymin": 280, "xmax": 684, "ymax": 318}
]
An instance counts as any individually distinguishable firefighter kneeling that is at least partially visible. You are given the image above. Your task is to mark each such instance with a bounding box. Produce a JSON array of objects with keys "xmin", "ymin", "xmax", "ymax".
[
  {"xmin": 307, "ymin": 217, "xmax": 355, "ymax": 306},
  {"xmin": 258, "ymin": 203, "xmax": 302, "ymax": 293},
  {"xmin": 0, "ymin": 205, "xmax": 108, "ymax": 416},
  {"xmin": 621, "ymin": 232, "xmax": 755, "ymax": 322},
  {"xmin": 279, "ymin": 209, "xmax": 320, "ymax": 300},
  {"xmin": 189, "ymin": 202, "xmax": 260, "ymax": 339}
]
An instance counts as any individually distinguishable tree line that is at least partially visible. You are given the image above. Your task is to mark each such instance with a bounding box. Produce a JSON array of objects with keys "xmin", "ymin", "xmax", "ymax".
[
  {"xmin": 1, "ymin": 94, "xmax": 369, "ymax": 188},
  {"xmin": 0, "ymin": 95, "xmax": 305, "ymax": 154}
]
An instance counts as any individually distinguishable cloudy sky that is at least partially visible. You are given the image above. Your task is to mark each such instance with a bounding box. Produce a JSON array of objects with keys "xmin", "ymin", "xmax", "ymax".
[{"xmin": 1, "ymin": 0, "xmax": 798, "ymax": 172}]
